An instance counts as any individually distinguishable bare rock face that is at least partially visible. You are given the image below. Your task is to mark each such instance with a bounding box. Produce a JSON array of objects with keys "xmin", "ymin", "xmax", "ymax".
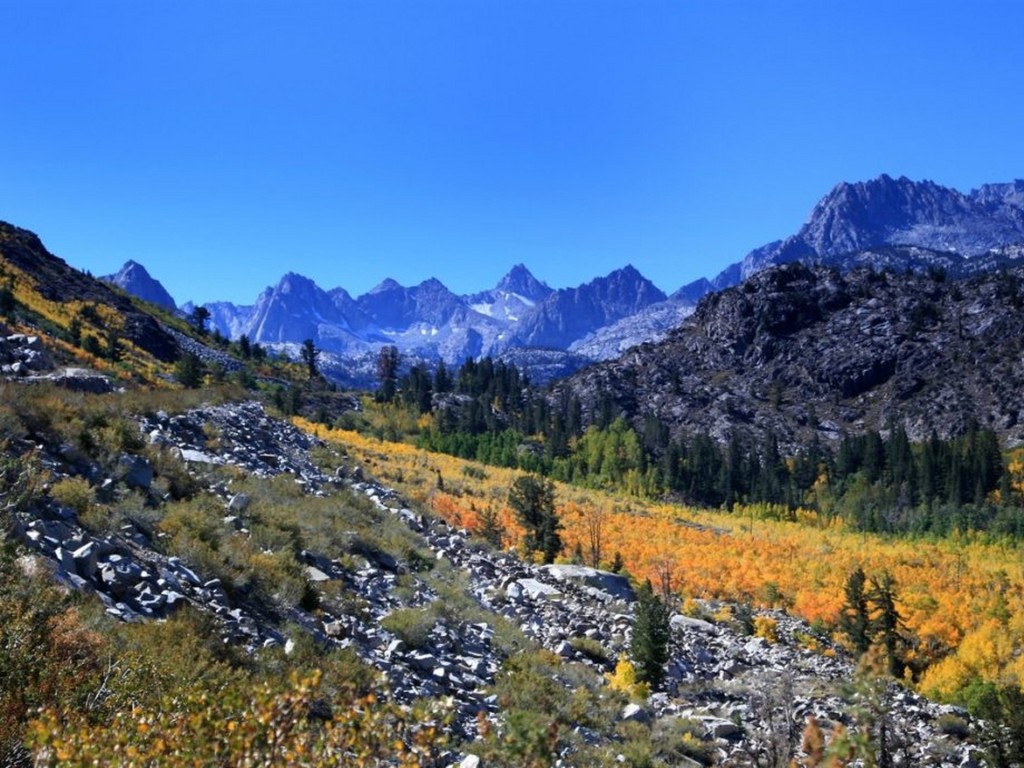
[
  {"xmin": 554, "ymin": 262, "xmax": 1024, "ymax": 451},
  {"xmin": 539, "ymin": 563, "xmax": 636, "ymax": 603},
  {"xmin": 1, "ymin": 333, "xmax": 53, "ymax": 374}
]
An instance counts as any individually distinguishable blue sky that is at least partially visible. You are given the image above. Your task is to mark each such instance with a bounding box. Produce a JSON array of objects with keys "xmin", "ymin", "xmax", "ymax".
[{"xmin": 2, "ymin": 1, "xmax": 1022, "ymax": 306}]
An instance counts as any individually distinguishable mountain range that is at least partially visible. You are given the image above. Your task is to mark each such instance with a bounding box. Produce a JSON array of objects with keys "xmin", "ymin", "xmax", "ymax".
[{"xmin": 103, "ymin": 174, "xmax": 1024, "ymax": 383}]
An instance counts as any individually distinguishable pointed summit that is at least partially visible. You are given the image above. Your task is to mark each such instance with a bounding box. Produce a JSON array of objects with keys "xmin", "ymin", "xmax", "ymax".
[
  {"xmin": 103, "ymin": 260, "xmax": 176, "ymax": 310},
  {"xmin": 368, "ymin": 278, "xmax": 404, "ymax": 295},
  {"xmin": 495, "ymin": 264, "xmax": 551, "ymax": 302}
]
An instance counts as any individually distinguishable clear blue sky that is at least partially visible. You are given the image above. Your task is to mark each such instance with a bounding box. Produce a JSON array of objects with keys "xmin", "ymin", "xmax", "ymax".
[{"xmin": 2, "ymin": 1, "xmax": 1022, "ymax": 306}]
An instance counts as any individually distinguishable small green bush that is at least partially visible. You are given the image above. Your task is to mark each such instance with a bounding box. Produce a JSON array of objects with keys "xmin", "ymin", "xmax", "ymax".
[
  {"xmin": 381, "ymin": 607, "xmax": 436, "ymax": 650},
  {"xmin": 49, "ymin": 476, "xmax": 93, "ymax": 516},
  {"xmin": 570, "ymin": 636, "xmax": 610, "ymax": 664},
  {"xmin": 935, "ymin": 713, "xmax": 970, "ymax": 739}
]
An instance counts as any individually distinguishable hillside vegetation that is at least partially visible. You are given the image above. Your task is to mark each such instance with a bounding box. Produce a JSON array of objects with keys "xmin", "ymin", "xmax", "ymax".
[{"xmin": 303, "ymin": 419, "xmax": 1024, "ymax": 706}]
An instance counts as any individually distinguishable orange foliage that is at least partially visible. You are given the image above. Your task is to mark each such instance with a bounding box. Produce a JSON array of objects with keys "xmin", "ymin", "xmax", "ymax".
[{"xmin": 301, "ymin": 420, "xmax": 1024, "ymax": 698}]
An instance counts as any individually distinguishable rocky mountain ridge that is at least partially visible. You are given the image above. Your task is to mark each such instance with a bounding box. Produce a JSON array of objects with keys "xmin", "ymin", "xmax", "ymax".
[
  {"xmin": 554, "ymin": 261, "xmax": 1024, "ymax": 452},
  {"xmin": 680, "ymin": 174, "xmax": 1024, "ymax": 298},
  {"xmin": 0, "ymin": 222, "xmax": 180, "ymax": 363},
  {"xmin": 187, "ymin": 263, "xmax": 678, "ymax": 384}
]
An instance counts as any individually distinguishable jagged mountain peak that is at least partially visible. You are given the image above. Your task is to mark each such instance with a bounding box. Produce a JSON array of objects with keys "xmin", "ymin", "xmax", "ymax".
[
  {"xmin": 504, "ymin": 263, "xmax": 668, "ymax": 351},
  {"xmin": 415, "ymin": 276, "xmax": 453, "ymax": 293},
  {"xmin": 102, "ymin": 259, "xmax": 177, "ymax": 311},
  {"xmin": 368, "ymin": 277, "xmax": 404, "ymax": 294},
  {"xmin": 274, "ymin": 271, "xmax": 321, "ymax": 292},
  {"xmin": 495, "ymin": 264, "xmax": 551, "ymax": 301},
  {"xmin": 971, "ymin": 179, "xmax": 1024, "ymax": 207},
  {"xmin": 582, "ymin": 264, "xmax": 666, "ymax": 303}
]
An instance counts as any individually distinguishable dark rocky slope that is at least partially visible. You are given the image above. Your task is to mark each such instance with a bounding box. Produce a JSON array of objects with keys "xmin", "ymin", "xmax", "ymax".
[
  {"xmin": 554, "ymin": 262, "xmax": 1024, "ymax": 451},
  {"xmin": 0, "ymin": 222, "xmax": 180, "ymax": 363}
]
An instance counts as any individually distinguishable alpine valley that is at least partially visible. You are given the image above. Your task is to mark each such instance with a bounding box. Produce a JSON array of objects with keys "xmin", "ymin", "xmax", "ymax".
[{"xmin": 2, "ymin": 174, "xmax": 1024, "ymax": 767}]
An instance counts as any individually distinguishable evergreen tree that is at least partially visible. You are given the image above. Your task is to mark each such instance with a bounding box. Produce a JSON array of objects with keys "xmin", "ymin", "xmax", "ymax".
[
  {"xmin": 631, "ymin": 579, "xmax": 670, "ymax": 689},
  {"xmin": 508, "ymin": 474, "xmax": 562, "ymax": 563},
  {"xmin": 973, "ymin": 684, "xmax": 1024, "ymax": 767},
  {"xmin": 174, "ymin": 352, "xmax": 204, "ymax": 388},
  {"xmin": 376, "ymin": 345, "xmax": 399, "ymax": 403},
  {"xmin": 400, "ymin": 365, "xmax": 433, "ymax": 413},
  {"xmin": 67, "ymin": 316, "xmax": 82, "ymax": 347},
  {"xmin": 433, "ymin": 360, "xmax": 451, "ymax": 394},
  {"xmin": 610, "ymin": 550, "xmax": 625, "ymax": 574},
  {"xmin": 238, "ymin": 334, "xmax": 251, "ymax": 359},
  {"xmin": 82, "ymin": 335, "xmax": 102, "ymax": 357},
  {"xmin": 0, "ymin": 282, "xmax": 14, "ymax": 318},
  {"xmin": 840, "ymin": 566, "xmax": 871, "ymax": 656},
  {"xmin": 105, "ymin": 326, "xmax": 122, "ymax": 362},
  {"xmin": 300, "ymin": 338, "xmax": 319, "ymax": 380},
  {"xmin": 476, "ymin": 505, "xmax": 504, "ymax": 549},
  {"xmin": 189, "ymin": 305, "xmax": 211, "ymax": 335},
  {"xmin": 868, "ymin": 571, "xmax": 905, "ymax": 677}
]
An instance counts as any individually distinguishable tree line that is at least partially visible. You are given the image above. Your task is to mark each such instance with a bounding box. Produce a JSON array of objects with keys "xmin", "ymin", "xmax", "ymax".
[{"xmin": 377, "ymin": 352, "xmax": 1024, "ymax": 537}]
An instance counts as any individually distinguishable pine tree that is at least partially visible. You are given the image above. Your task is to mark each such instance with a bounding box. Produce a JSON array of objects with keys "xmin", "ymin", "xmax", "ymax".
[
  {"xmin": 105, "ymin": 326, "xmax": 122, "ymax": 362},
  {"xmin": 631, "ymin": 579, "xmax": 670, "ymax": 690},
  {"xmin": 300, "ymin": 338, "xmax": 319, "ymax": 380},
  {"xmin": 190, "ymin": 305, "xmax": 211, "ymax": 335},
  {"xmin": 868, "ymin": 572, "xmax": 905, "ymax": 677},
  {"xmin": 508, "ymin": 474, "xmax": 562, "ymax": 564},
  {"xmin": 476, "ymin": 506, "xmax": 504, "ymax": 549},
  {"xmin": 174, "ymin": 352, "xmax": 204, "ymax": 388},
  {"xmin": 610, "ymin": 550, "xmax": 625, "ymax": 573},
  {"xmin": 840, "ymin": 566, "xmax": 871, "ymax": 656},
  {"xmin": 0, "ymin": 282, "xmax": 14, "ymax": 318},
  {"xmin": 67, "ymin": 316, "xmax": 82, "ymax": 347},
  {"xmin": 376, "ymin": 346, "xmax": 399, "ymax": 403}
]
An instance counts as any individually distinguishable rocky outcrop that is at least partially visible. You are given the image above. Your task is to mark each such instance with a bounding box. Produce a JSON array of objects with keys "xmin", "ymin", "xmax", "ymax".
[
  {"xmin": 161, "ymin": 325, "xmax": 244, "ymax": 374},
  {"xmin": 0, "ymin": 333, "xmax": 53, "ymax": 375}
]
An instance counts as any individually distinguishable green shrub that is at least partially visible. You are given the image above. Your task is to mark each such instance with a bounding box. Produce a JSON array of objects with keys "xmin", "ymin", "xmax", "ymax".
[
  {"xmin": 653, "ymin": 717, "xmax": 717, "ymax": 765},
  {"xmin": 570, "ymin": 636, "xmax": 610, "ymax": 664},
  {"xmin": 49, "ymin": 476, "xmax": 93, "ymax": 516},
  {"xmin": 381, "ymin": 607, "xmax": 436, "ymax": 649},
  {"xmin": 935, "ymin": 713, "xmax": 970, "ymax": 739}
]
